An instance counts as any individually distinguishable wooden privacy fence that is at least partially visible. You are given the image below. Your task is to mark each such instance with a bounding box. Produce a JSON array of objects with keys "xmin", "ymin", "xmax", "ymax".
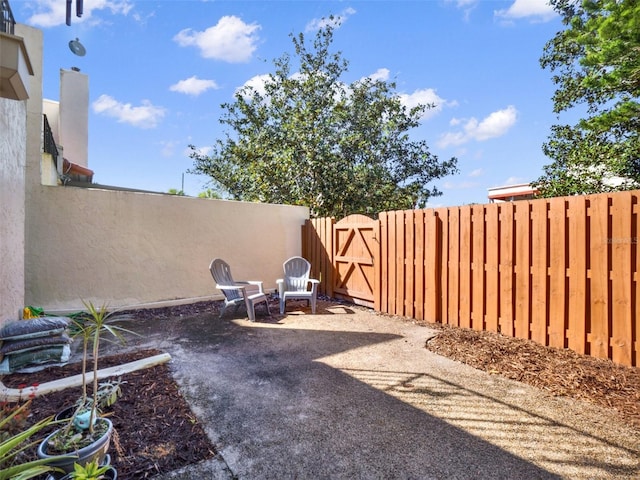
[{"xmin": 302, "ymin": 190, "xmax": 639, "ymax": 367}]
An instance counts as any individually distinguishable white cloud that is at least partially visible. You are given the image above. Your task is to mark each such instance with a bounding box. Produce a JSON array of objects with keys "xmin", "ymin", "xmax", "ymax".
[
  {"xmin": 237, "ymin": 74, "xmax": 271, "ymax": 98},
  {"xmin": 451, "ymin": 0, "xmax": 478, "ymax": 6},
  {"xmin": 174, "ymin": 16, "xmax": 260, "ymax": 63},
  {"xmin": 438, "ymin": 105, "xmax": 517, "ymax": 148},
  {"xmin": 170, "ymin": 76, "xmax": 219, "ymax": 96},
  {"xmin": 26, "ymin": 0, "xmax": 133, "ymax": 28},
  {"xmin": 495, "ymin": 0, "xmax": 557, "ymax": 22},
  {"xmin": 445, "ymin": 0, "xmax": 479, "ymax": 21},
  {"xmin": 186, "ymin": 146, "xmax": 212, "ymax": 158},
  {"xmin": 399, "ymin": 88, "xmax": 450, "ymax": 120},
  {"xmin": 474, "ymin": 105, "xmax": 518, "ymax": 140},
  {"xmin": 306, "ymin": 7, "xmax": 356, "ymax": 32},
  {"xmin": 92, "ymin": 95, "xmax": 166, "ymax": 128},
  {"xmin": 438, "ymin": 131, "xmax": 467, "ymax": 147},
  {"xmin": 365, "ymin": 68, "xmax": 390, "ymax": 83},
  {"xmin": 468, "ymin": 168, "xmax": 484, "ymax": 178}
]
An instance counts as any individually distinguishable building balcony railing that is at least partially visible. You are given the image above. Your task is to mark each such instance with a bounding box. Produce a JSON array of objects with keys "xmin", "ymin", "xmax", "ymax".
[
  {"xmin": 1, "ymin": 0, "xmax": 15, "ymax": 35},
  {"xmin": 43, "ymin": 115, "xmax": 59, "ymax": 170}
]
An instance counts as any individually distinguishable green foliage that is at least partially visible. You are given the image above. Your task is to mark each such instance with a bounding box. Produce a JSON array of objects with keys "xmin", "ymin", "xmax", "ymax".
[
  {"xmin": 197, "ymin": 189, "xmax": 222, "ymax": 199},
  {"xmin": 167, "ymin": 189, "xmax": 185, "ymax": 196},
  {"xmin": 534, "ymin": 0, "xmax": 640, "ymax": 197},
  {"xmin": 0, "ymin": 403, "xmax": 65, "ymax": 480},
  {"xmin": 190, "ymin": 19, "xmax": 457, "ymax": 217},
  {"xmin": 68, "ymin": 459, "xmax": 111, "ymax": 479},
  {"xmin": 69, "ymin": 302, "xmax": 132, "ymax": 435},
  {"xmin": 48, "ymin": 302, "xmax": 133, "ymax": 455}
]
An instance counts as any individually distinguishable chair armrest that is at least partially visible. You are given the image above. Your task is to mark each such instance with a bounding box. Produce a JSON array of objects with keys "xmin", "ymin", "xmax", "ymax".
[
  {"xmin": 308, "ymin": 279, "xmax": 320, "ymax": 284},
  {"xmin": 216, "ymin": 284, "xmax": 246, "ymax": 291},
  {"xmin": 235, "ymin": 280, "xmax": 264, "ymax": 294}
]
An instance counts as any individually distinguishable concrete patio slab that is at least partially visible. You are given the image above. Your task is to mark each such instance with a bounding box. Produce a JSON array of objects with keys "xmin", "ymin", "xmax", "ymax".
[{"xmin": 113, "ymin": 300, "xmax": 640, "ymax": 479}]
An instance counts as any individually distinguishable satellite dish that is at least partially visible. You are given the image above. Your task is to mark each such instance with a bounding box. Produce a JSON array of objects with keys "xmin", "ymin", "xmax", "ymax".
[{"xmin": 69, "ymin": 38, "xmax": 86, "ymax": 57}]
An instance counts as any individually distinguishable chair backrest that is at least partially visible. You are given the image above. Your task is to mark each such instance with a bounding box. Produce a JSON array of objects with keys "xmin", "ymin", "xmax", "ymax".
[
  {"xmin": 209, "ymin": 258, "xmax": 242, "ymax": 301},
  {"xmin": 283, "ymin": 256, "xmax": 311, "ymax": 292}
]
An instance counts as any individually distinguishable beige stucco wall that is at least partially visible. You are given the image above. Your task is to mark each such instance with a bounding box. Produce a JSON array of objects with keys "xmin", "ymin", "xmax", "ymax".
[
  {"xmin": 0, "ymin": 98, "xmax": 27, "ymax": 322},
  {"xmin": 25, "ymin": 186, "xmax": 308, "ymax": 312},
  {"xmin": 0, "ymin": 24, "xmax": 41, "ymax": 324},
  {"xmin": 8, "ymin": 22, "xmax": 309, "ymax": 316}
]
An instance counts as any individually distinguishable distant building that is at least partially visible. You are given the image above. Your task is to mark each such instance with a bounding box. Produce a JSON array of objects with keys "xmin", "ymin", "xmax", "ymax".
[{"xmin": 487, "ymin": 183, "xmax": 538, "ymax": 203}]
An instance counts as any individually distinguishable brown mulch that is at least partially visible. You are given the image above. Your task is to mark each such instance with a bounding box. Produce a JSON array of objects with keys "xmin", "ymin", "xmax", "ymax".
[
  {"xmin": 3, "ymin": 349, "xmax": 216, "ymax": 479},
  {"xmin": 2, "ymin": 299, "xmax": 638, "ymax": 480},
  {"xmin": 422, "ymin": 321, "xmax": 640, "ymax": 429}
]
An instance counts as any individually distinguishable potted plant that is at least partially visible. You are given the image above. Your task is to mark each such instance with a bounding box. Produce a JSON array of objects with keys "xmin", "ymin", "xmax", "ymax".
[
  {"xmin": 54, "ymin": 379, "xmax": 125, "ymax": 424},
  {"xmin": 37, "ymin": 302, "xmax": 133, "ymax": 475},
  {"xmin": 45, "ymin": 459, "xmax": 117, "ymax": 480},
  {"xmin": 0, "ymin": 401, "xmax": 70, "ymax": 480}
]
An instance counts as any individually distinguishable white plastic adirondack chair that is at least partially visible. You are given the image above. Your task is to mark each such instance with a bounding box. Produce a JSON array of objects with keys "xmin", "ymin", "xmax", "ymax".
[
  {"xmin": 276, "ymin": 256, "xmax": 319, "ymax": 314},
  {"xmin": 209, "ymin": 258, "xmax": 270, "ymax": 321}
]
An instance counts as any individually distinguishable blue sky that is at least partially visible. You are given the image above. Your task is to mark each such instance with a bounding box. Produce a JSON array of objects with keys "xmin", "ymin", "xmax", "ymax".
[{"xmin": 15, "ymin": 0, "xmax": 568, "ymax": 207}]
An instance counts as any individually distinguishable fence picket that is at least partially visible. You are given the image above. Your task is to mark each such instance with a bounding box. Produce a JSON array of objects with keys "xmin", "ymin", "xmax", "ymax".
[
  {"xmin": 472, "ymin": 205, "xmax": 486, "ymax": 331},
  {"xmin": 514, "ymin": 202, "xmax": 531, "ymax": 340},
  {"xmin": 567, "ymin": 196, "xmax": 588, "ymax": 354},
  {"xmin": 499, "ymin": 203, "xmax": 515, "ymax": 337},
  {"xmin": 634, "ymin": 199, "xmax": 640, "ymax": 367},
  {"xmin": 485, "ymin": 203, "xmax": 499, "ymax": 332},
  {"xmin": 435, "ymin": 208, "xmax": 449, "ymax": 323},
  {"xmin": 405, "ymin": 210, "xmax": 415, "ymax": 319},
  {"xmin": 459, "ymin": 206, "xmax": 472, "ymax": 329},
  {"xmin": 414, "ymin": 210, "xmax": 425, "ymax": 321},
  {"xmin": 395, "ymin": 212, "xmax": 406, "ymax": 316},
  {"xmin": 588, "ymin": 195, "xmax": 610, "ymax": 360},
  {"xmin": 380, "ymin": 213, "xmax": 389, "ymax": 312},
  {"xmin": 530, "ymin": 200, "xmax": 549, "ymax": 345},
  {"xmin": 548, "ymin": 198, "xmax": 567, "ymax": 348},
  {"xmin": 448, "ymin": 208, "xmax": 461, "ymax": 327},
  {"xmin": 388, "ymin": 212, "xmax": 398, "ymax": 314},
  {"xmin": 610, "ymin": 192, "xmax": 633, "ymax": 365},
  {"xmin": 425, "ymin": 211, "xmax": 439, "ymax": 322}
]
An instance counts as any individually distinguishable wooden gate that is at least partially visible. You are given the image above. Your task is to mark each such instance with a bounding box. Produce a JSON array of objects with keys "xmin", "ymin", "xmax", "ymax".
[{"xmin": 332, "ymin": 214, "xmax": 380, "ymax": 308}]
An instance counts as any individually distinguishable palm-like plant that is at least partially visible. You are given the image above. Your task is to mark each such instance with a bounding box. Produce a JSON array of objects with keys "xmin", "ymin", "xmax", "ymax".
[
  {"xmin": 73, "ymin": 302, "xmax": 129, "ymax": 434},
  {"xmin": 49, "ymin": 301, "xmax": 134, "ymax": 451},
  {"xmin": 0, "ymin": 402, "xmax": 67, "ymax": 480}
]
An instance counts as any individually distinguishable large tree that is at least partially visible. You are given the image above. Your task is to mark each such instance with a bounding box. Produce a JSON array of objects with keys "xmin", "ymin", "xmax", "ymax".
[
  {"xmin": 533, "ymin": 0, "xmax": 640, "ymax": 197},
  {"xmin": 190, "ymin": 22, "xmax": 457, "ymax": 218}
]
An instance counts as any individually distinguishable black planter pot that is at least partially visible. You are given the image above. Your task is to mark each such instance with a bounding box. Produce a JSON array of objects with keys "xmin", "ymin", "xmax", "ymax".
[
  {"xmin": 37, "ymin": 418, "xmax": 113, "ymax": 475},
  {"xmin": 54, "ymin": 405, "xmax": 76, "ymax": 422}
]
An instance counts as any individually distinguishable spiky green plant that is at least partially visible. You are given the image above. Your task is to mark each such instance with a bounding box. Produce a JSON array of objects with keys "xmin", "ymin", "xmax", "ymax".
[
  {"xmin": 0, "ymin": 402, "xmax": 68, "ymax": 480},
  {"xmin": 69, "ymin": 302, "xmax": 133, "ymax": 434}
]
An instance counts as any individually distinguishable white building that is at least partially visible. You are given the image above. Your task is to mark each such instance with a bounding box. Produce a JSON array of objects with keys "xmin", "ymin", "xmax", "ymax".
[{"xmin": 487, "ymin": 183, "xmax": 538, "ymax": 203}]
